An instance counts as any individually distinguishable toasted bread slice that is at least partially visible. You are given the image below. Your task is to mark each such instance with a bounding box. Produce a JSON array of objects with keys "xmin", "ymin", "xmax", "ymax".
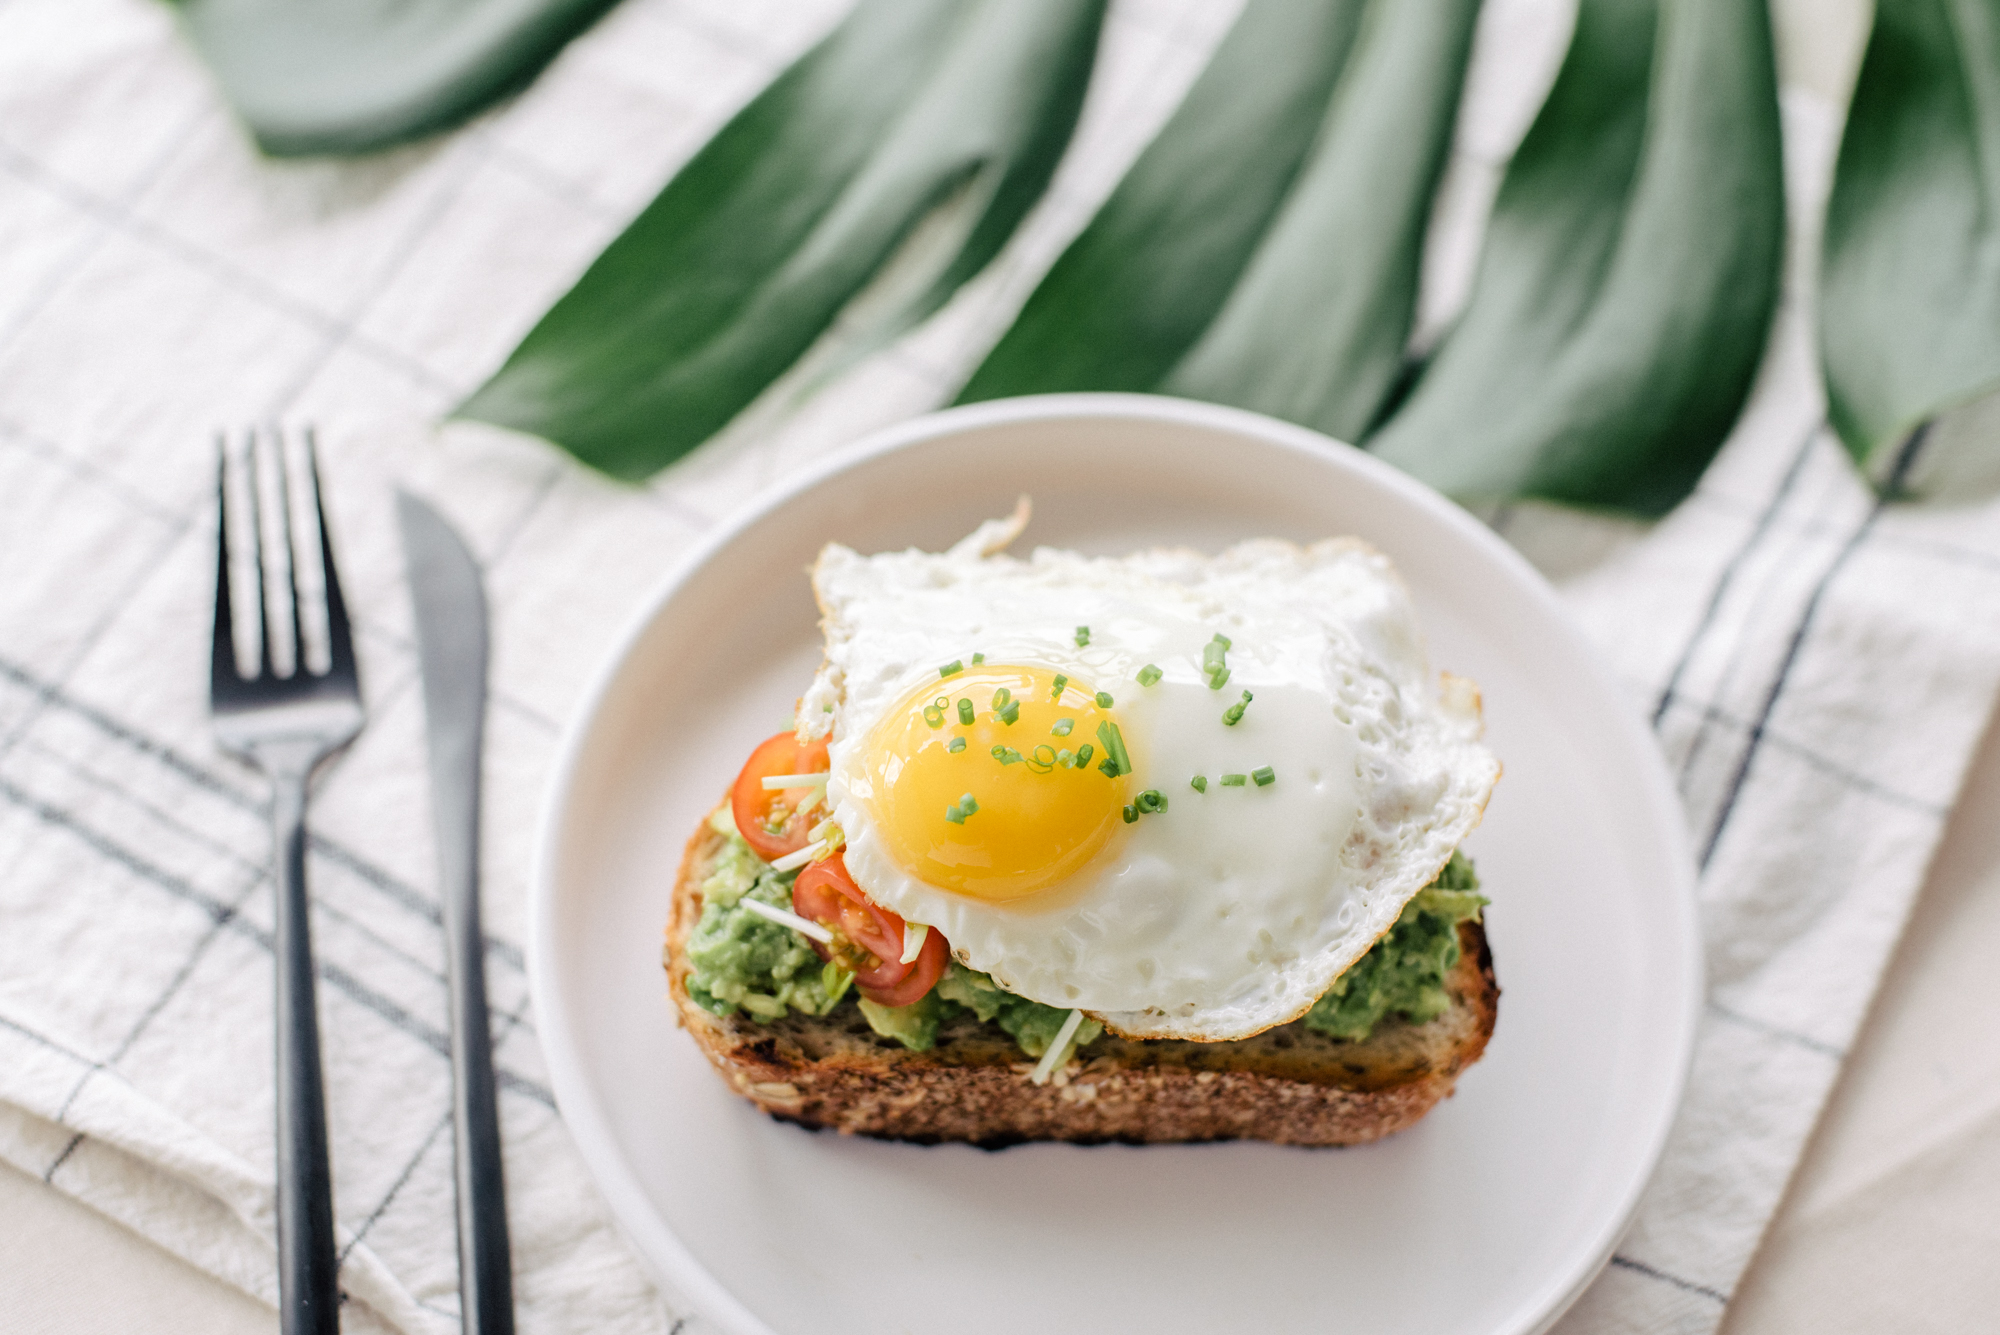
[{"xmin": 664, "ymin": 810, "xmax": 1498, "ymax": 1147}]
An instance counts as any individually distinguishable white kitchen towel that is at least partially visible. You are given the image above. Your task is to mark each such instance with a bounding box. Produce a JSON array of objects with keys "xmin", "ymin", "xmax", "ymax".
[{"xmin": 2, "ymin": 1, "xmax": 1997, "ymax": 1333}]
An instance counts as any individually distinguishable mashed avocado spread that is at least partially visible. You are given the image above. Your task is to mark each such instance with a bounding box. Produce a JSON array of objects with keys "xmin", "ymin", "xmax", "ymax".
[
  {"xmin": 1300, "ymin": 851, "xmax": 1485, "ymax": 1040},
  {"xmin": 683, "ymin": 810, "xmax": 1483, "ymax": 1055}
]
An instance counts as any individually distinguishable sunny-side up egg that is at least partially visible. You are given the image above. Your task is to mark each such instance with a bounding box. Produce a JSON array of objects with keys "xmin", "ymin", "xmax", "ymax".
[{"xmin": 796, "ymin": 514, "xmax": 1499, "ymax": 1042}]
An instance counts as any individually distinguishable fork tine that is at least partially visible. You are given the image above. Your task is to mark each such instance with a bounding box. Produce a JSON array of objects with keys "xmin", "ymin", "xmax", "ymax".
[
  {"xmin": 246, "ymin": 429, "xmax": 274, "ymax": 681},
  {"xmin": 272, "ymin": 425, "xmax": 306, "ymax": 678},
  {"xmin": 305, "ymin": 429, "xmax": 356, "ymax": 683},
  {"xmin": 211, "ymin": 439, "xmax": 240, "ymax": 693}
]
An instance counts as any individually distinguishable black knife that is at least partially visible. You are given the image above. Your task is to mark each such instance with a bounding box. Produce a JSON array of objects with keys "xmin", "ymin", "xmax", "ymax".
[{"xmin": 398, "ymin": 491, "xmax": 516, "ymax": 1335}]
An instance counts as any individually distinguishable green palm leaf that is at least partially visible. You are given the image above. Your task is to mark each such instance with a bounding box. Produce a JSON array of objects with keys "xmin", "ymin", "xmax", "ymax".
[
  {"xmin": 174, "ymin": 0, "xmax": 623, "ymax": 156},
  {"xmin": 1367, "ymin": 0, "xmax": 1785, "ymax": 516},
  {"xmin": 458, "ymin": 0, "xmax": 1107, "ymax": 480},
  {"xmin": 957, "ymin": 0, "xmax": 1368, "ymax": 403},
  {"xmin": 1821, "ymin": 0, "xmax": 2000, "ymax": 494},
  {"xmin": 959, "ymin": 0, "xmax": 1481, "ymax": 446}
]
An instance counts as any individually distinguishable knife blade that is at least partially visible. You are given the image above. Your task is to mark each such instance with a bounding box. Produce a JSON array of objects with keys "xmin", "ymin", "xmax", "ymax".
[{"xmin": 397, "ymin": 490, "xmax": 516, "ymax": 1335}]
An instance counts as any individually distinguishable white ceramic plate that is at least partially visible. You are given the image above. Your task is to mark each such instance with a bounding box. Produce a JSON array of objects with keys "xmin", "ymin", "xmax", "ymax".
[{"xmin": 530, "ymin": 395, "xmax": 1700, "ymax": 1335}]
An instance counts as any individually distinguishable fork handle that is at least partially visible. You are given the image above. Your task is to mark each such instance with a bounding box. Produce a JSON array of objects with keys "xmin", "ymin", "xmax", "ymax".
[{"xmin": 272, "ymin": 771, "xmax": 340, "ymax": 1335}]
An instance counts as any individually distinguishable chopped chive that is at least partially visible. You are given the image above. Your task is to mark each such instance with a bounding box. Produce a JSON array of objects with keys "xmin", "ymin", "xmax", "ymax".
[
  {"xmin": 1220, "ymin": 773, "xmax": 1248, "ymax": 787},
  {"xmin": 1221, "ymin": 690, "xmax": 1253, "ymax": 726},
  {"xmin": 922, "ymin": 703, "xmax": 945, "ymax": 728},
  {"xmin": 1051, "ymin": 673, "xmax": 1069, "ymax": 698},
  {"xmin": 1100, "ymin": 756, "xmax": 1120, "ymax": 777},
  {"xmin": 1253, "ymin": 766, "xmax": 1276, "ymax": 787},
  {"xmin": 944, "ymin": 791, "xmax": 979, "ymax": 824},
  {"xmin": 971, "ymin": 652, "xmax": 985, "ymax": 664},
  {"xmin": 1051, "ymin": 717, "xmax": 1074, "ymax": 736},
  {"xmin": 1074, "ymin": 742, "xmax": 1094, "ymax": 767},
  {"xmin": 1121, "ymin": 804, "xmax": 1138, "ymax": 824},
  {"xmin": 1075, "ymin": 626, "xmax": 1090, "ymax": 647},
  {"xmin": 945, "ymin": 804, "xmax": 967, "ymax": 824},
  {"xmin": 1135, "ymin": 789, "xmax": 1164, "ymax": 814},
  {"xmin": 1094, "ymin": 720, "xmax": 1132, "ymax": 777},
  {"xmin": 992, "ymin": 686, "xmax": 1012, "ymax": 711},
  {"xmin": 999, "ymin": 701, "xmax": 1020, "ymax": 725},
  {"xmin": 992, "ymin": 746, "xmax": 1025, "ymax": 765},
  {"xmin": 1202, "ymin": 634, "xmax": 1232, "ymax": 690},
  {"xmin": 1095, "ymin": 690, "xmax": 1114, "ymax": 709},
  {"xmin": 940, "ymin": 660, "xmax": 963, "ymax": 678},
  {"xmin": 1137, "ymin": 664, "xmax": 1163, "ymax": 686},
  {"xmin": 957, "ymin": 699, "xmax": 975, "ymax": 726},
  {"xmin": 1056, "ymin": 748, "xmax": 1075, "ymax": 767},
  {"xmin": 960, "ymin": 794, "xmax": 978, "ymax": 815},
  {"xmin": 947, "ymin": 736, "xmax": 966, "ymax": 753},
  {"xmin": 1190, "ymin": 774, "xmax": 1208, "ymax": 793}
]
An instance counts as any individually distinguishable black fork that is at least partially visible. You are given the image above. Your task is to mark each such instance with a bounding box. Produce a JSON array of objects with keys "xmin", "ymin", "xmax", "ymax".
[{"xmin": 208, "ymin": 428, "xmax": 364, "ymax": 1335}]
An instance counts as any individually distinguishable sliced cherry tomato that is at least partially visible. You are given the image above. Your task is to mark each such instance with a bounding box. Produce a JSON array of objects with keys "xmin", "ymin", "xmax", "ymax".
[
  {"xmin": 857, "ymin": 924, "xmax": 949, "ymax": 1007},
  {"xmin": 792, "ymin": 852, "xmax": 950, "ymax": 1005},
  {"xmin": 730, "ymin": 731, "xmax": 830, "ymax": 861},
  {"xmin": 793, "ymin": 853, "xmax": 906, "ymax": 984}
]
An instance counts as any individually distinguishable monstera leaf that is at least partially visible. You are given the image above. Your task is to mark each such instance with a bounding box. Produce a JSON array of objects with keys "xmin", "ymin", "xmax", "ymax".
[
  {"xmin": 1366, "ymin": 0, "xmax": 1785, "ymax": 516},
  {"xmin": 174, "ymin": 0, "xmax": 623, "ymax": 156},
  {"xmin": 458, "ymin": 0, "xmax": 1107, "ymax": 480},
  {"xmin": 1821, "ymin": 0, "xmax": 2000, "ymax": 495},
  {"xmin": 958, "ymin": 0, "xmax": 1481, "ymax": 446}
]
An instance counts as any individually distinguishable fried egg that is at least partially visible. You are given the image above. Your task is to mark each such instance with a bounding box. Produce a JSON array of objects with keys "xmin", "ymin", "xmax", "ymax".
[{"xmin": 797, "ymin": 510, "xmax": 1498, "ymax": 1042}]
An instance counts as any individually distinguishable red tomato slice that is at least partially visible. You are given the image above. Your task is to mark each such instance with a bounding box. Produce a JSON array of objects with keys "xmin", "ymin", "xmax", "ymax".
[
  {"xmin": 792, "ymin": 852, "xmax": 951, "ymax": 1005},
  {"xmin": 730, "ymin": 731, "xmax": 830, "ymax": 861},
  {"xmin": 857, "ymin": 923, "xmax": 949, "ymax": 1008},
  {"xmin": 792, "ymin": 853, "xmax": 906, "ymax": 983}
]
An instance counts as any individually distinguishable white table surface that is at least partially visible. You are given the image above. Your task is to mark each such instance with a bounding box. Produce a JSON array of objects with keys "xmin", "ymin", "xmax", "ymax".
[{"xmin": 6, "ymin": 702, "xmax": 1995, "ymax": 1334}]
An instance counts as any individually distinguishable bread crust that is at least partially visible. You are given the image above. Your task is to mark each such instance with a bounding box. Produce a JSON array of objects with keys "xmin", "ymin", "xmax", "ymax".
[{"xmin": 665, "ymin": 810, "xmax": 1498, "ymax": 1147}]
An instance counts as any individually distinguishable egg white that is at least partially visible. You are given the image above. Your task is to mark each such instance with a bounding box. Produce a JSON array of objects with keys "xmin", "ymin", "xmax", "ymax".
[{"xmin": 798, "ymin": 527, "xmax": 1498, "ymax": 1042}]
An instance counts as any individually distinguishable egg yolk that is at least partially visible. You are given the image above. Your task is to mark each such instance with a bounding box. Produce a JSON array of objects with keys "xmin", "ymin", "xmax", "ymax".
[{"xmin": 859, "ymin": 665, "xmax": 1133, "ymax": 902}]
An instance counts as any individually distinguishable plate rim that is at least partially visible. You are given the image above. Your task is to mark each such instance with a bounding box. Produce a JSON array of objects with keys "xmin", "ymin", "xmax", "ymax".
[{"xmin": 527, "ymin": 392, "xmax": 1703, "ymax": 1335}]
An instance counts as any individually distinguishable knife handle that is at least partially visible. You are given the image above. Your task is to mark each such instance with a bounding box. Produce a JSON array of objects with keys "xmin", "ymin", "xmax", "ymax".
[{"xmin": 443, "ymin": 809, "xmax": 515, "ymax": 1335}]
